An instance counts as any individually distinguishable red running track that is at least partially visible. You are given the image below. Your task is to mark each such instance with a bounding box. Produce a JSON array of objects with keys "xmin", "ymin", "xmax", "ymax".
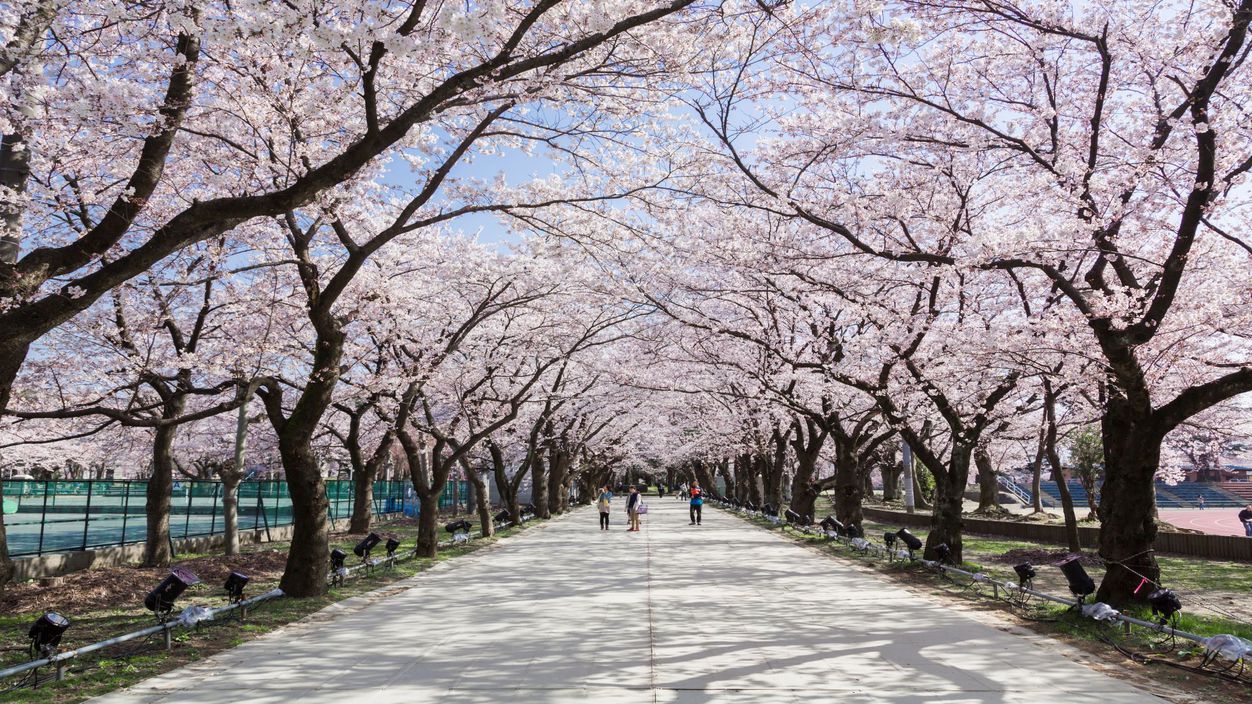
[{"xmin": 1159, "ymin": 508, "xmax": 1251, "ymax": 537}]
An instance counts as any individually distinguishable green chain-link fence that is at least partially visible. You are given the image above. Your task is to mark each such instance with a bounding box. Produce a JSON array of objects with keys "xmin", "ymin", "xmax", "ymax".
[{"xmin": 0, "ymin": 479, "xmax": 465, "ymax": 557}]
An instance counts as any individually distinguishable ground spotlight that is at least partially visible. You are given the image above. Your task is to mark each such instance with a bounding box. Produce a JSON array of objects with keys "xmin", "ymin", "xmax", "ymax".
[
  {"xmin": 223, "ymin": 571, "xmax": 249, "ymax": 603},
  {"xmin": 1013, "ymin": 563, "xmax": 1036, "ymax": 588},
  {"xmin": 934, "ymin": 543, "xmax": 952, "ymax": 564},
  {"xmin": 784, "ymin": 509, "xmax": 807, "ymax": 525},
  {"xmin": 844, "ymin": 523, "xmax": 864, "ymax": 539},
  {"xmin": 819, "ymin": 515, "xmax": 843, "ymax": 535},
  {"xmin": 1148, "ymin": 588, "xmax": 1182, "ymax": 624},
  {"xmin": 144, "ymin": 567, "xmax": 200, "ymax": 622},
  {"xmin": 1056, "ymin": 555, "xmax": 1095, "ymax": 602},
  {"xmin": 385, "ymin": 537, "xmax": 401, "ymax": 558},
  {"xmin": 884, "ymin": 532, "xmax": 897, "ymax": 548},
  {"xmin": 494, "ymin": 509, "xmax": 512, "ymax": 525},
  {"xmin": 896, "ymin": 529, "xmax": 923, "ymax": 559},
  {"xmin": 353, "ymin": 532, "xmax": 382, "ymax": 560},
  {"xmin": 329, "ymin": 548, "xmax": 348, "ymax": 586},
  {"xmin": 28, "ymin": 612, "xmax": 70, "ymax": 658},
  {"xmin": 445, "ymin": 519, "xmax": 473, "ymax": 534}
]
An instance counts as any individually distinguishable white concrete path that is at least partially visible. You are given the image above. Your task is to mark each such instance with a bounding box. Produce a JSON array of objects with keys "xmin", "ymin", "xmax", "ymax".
[{"xmin": 92, "ymin": 499, "xmax": 1169, "ymax": 704}]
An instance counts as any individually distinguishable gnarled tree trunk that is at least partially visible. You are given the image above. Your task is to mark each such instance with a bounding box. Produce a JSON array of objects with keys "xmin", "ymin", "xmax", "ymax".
[
  {"xmin": 922, "ymin": 444, "xmax": 973, "ymax": 564},
  {"xmin": 1094, "ymin": 397, "xmax": 1162, "ymax": 606},
  {"xmin": 276, "ymin": 439, "xmax": 331, "ymax": 596},
  {"xmin": 832, "ymin": 438, "xmax": 864, "ymax": 528},
  {"xmin": 530, "ymin": 453, "xmax": 549, "ymax": 519},
  {"xmin": 973, "ymin": 447, "xmax": 1003, "ymax": 514}
]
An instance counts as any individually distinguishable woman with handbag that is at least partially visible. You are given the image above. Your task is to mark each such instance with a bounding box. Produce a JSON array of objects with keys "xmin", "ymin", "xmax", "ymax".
[{"xmin": 626, "ymin": 485, "xmax": 643, "ymax": 532}]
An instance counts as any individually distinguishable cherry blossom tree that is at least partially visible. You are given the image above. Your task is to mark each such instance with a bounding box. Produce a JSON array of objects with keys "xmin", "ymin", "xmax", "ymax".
[
  {"xmin": 0, "ymin": 0, "xmax": 710, "ymax": 587},
  {"xmin": 681, "ymin": 0, "xmax": 1252, "ymax": 605},
  {"xmin": 4, "ymin": 242, "xmax": 288, "ymax": 565}
]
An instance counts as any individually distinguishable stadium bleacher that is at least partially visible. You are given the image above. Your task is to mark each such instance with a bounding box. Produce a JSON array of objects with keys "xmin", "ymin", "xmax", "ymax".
[{"xmin": 1022, "ymin": 479, "xmax": 1244, "ymax": 509}]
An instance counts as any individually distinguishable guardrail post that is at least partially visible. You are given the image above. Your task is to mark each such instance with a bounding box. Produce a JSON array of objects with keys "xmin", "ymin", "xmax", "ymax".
[
  {"xmin": 37, "ymin": 480, "xmax": 50, "ymax": 556},
  {"xmin": 183, "ymin": 483, "xmax": 194, "ymax": 539},
  {"xmin": 209, "ymin": 482, "xmax": 220, "ymax": 536},
  {"xmin": 81, "ymin": 480, "xmax": 95, "ymax": 550},
  {"xmin": 120, "ymin": 480, "xmax": 131, "ymax": 546}
]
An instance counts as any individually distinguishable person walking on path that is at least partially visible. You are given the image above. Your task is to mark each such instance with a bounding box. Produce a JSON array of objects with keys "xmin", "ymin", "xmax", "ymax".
[
  {"xmin": 597, "ymin": 487, "xmax": 613, "ymax": 530},
  {"xmin": 1240, "ymin": 504, "xmax": 1252, "ymax": 537},
  {"xmin": 626, "ymin": 486, "xmax": 642, "ymax": 532},
  {"xmin": 1198, "ymin": 495, "xmax": 1206, "ymax": 510},
  {"xmin": 689, "ymin": 482, "xmax": 704, "ymax": 525}
]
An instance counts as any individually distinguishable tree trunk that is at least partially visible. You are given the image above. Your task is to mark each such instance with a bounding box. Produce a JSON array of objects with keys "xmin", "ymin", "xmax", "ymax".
[
  {"xmin": 349, "ymin": 468, "xmax": 374, "ymax": 534},
  {"xmin": 692, "ymin": 460, "xmax": 717, "ymax": 496},
  {"xmin": 765, "ymin": 431, "xmax": 788, "ymax": 507},
  {"xmin": 1044, "ymin": 391, "xmax": 1081, "ymax": 552},
  {"xmin": 882, "ymin": 461, "xmax": 901, "ymax": 501},
  {"xmin": 224, "ymin": 400, "xmax": 250, "ymax": 556},
  {"xmin": 911, "ymin": 467, "xmax": 931, "ymax": 509},
  {"xmin": 1049, "ymin": 454, "xmax": 1081, "ymax": 552},
  {"xmin": 973, "ymin": 447, "xmax": 1001, "ymax": 513},
  {"xmin": 832, "ymin": 441, "xmax": 864, "ymax": 527},
  {"xmin": 747, "ymin": 456, "xmax": 764, "ymax": 505},
  {"xmin": 1080, "ymin": 473, "xmax": 1099, "ymax": 521},
  {"xmin": 1030, "ymin": 425, "xmax": 1046, "ymax": 514},
  {"xmin": 349, "ymin": 430, "xmax": 395, "ymax": 534},
  {"xmin": 547, "ymin": 449, "xmax": 570, "ymax": 515},
  {"xmin": 467, "ymin": 468, "xmax": 494, "ymax": 538},
  {"xmin": 416, "ymin": 493, "xmax": 440, "ymax": 557},
  {"xmin": 734, "ymin": 454, "xmax": 751, "ymax": 503},
  {"xmin": 143, "ymin": 420, "xmax": 180, "ymax": 567},
  {"xmin": 530, "ymin": 453, "xmax": 549, "ymax": 519},
  {"xmin": 489, "ymin": 443, "xmax": 524, "ymax": 526},
  {"xmin": 1094, "ymin": 402, "xmax": 1162, "ymax": 607},
  {"xmin": 788, "ymin": 452, "xmax": 821, "ymax": 519},
  {"xmin": 0, "ymin": 479, "xmax": 12, "ymax": 589},
  {"xmin": 788, "ymin": 425, "xmax": 824, "ymax": 518},
  {"xmin": 277, "ymin": 440, "xmax": 331, "ymax": 597},
  {"xmin": 922, "ymin": 445, "xmax": 972, "ymax": 564},
  {"xmin": 221, "ymin": 471, "xmax": 242, "ymax": 556}
]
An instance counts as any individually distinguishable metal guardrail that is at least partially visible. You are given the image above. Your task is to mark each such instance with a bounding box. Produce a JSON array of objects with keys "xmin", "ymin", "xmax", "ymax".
[
  {"xmin": 997, "ymin": 476, "xmax": 1032, "ymax": 506},
  {"xmin": 0, "ymin": 589, "xmax": 285, "ymax": 684}
]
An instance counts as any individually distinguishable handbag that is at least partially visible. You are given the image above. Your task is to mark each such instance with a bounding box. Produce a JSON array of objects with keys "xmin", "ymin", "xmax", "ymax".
[{"xmin": 637, "ymin": 502, "xmax": 649, "ymax": 515}]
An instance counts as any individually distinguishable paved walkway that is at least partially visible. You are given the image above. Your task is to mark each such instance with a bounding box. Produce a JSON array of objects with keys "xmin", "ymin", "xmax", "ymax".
[{"xmin": 93, "ymin": 499, "xmax": 1169, "ymax": 704}]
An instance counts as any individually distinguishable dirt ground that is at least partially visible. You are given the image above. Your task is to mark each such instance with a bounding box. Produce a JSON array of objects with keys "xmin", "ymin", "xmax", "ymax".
[
  {"xmin": 0, "ymin": 522, "xmax": 417, "ymax": 617},
  {"xmin": 0, "ymin": 549, "xmax": 289, "ymax": 616}
]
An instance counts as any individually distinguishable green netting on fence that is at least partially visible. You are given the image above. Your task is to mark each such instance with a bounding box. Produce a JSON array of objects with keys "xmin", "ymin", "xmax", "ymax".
[{"xmin": 0, "ymin": 479, "xmax": 450, "ymax": 557}]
